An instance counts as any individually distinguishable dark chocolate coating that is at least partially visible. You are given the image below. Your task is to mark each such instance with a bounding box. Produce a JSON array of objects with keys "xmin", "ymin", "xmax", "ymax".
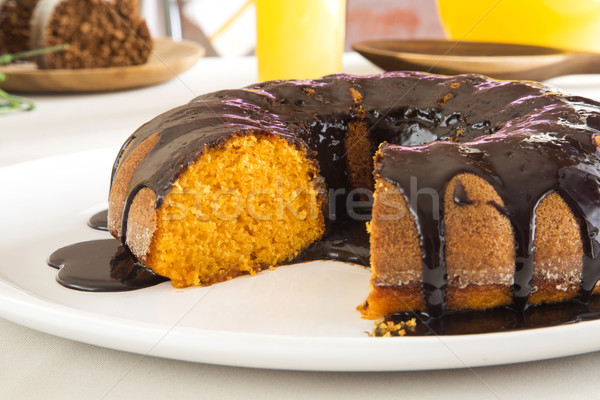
[{"xmin": 111, "ymin": 72, "xmax": 600, "ymax": 315}]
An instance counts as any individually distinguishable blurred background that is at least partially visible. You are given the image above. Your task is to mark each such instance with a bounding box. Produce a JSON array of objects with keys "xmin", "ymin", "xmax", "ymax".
[{"xmin": 141, "ymin": 0, "xmax": 445, "ymax": 57}]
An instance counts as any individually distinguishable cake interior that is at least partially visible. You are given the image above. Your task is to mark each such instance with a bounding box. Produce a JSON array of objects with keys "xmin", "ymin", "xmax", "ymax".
[{"xmin": 142, "ymin": 134, "xmax": 325, "ymax": 287}]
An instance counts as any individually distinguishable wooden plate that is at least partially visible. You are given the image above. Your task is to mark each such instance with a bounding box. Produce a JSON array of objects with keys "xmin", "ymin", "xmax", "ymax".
[
  {"xmin": 0, "ymin": 38, "xmax": 205, "ymax": 93},
  {"xmin": 352, "ymin": 39, "xmax": 593, "ymax": 81}
]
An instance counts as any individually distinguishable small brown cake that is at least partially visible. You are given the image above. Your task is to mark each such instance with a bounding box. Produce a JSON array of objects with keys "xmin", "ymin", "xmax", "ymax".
[
  {"xmin": 0, "ymin": 0, "xmax": 39, "ymax": 55},
  {"xmin": 0, "ymin": 0, "xmax": 152, "ymax": 69}
]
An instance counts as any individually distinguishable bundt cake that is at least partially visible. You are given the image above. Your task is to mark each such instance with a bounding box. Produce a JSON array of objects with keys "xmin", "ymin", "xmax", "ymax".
[
  {"xmin": 108, "ymin": 71, "xmax": 600, "ymax": 318},
  {"xmin": 0, "ymin": 0, "xmax": 151, "ymax": 69}
]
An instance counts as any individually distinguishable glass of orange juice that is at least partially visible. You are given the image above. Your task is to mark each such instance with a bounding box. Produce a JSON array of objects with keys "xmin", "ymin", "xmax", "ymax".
[
  {"xmin": 256, "ymin": 0, "xmax": 346, "ymax": 81},
  {"xmin": 437, "ymin": 0, "xmax": 600, "ymax": 53}
]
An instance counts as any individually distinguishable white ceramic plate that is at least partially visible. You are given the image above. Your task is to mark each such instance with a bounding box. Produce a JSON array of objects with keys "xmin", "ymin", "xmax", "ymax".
[{"xmin": 1, "ymin": 148, "xmax": 600, "ymax": 371}]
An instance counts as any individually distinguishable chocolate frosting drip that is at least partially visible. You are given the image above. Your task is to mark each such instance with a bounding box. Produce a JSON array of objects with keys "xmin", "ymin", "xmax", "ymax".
[
  {"xmin": 111, "ymin": 72, "xmax": 600, "ymax": 314},
  {"xmin": 87, "ymin": 210, "xmax": 108, "ymax": 231}
]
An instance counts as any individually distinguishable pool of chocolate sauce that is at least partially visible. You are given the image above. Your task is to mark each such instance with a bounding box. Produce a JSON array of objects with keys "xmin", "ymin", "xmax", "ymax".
[
  {"xmin": 386, "ymin": 295, "xmax": 600, "ymax": 336},
  {"xmin": 48, "ymin": 237, "xmax": 167, "ymax": 292}
]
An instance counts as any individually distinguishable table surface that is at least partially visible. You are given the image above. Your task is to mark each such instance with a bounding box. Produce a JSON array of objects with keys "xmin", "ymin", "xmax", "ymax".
[{"xmin": 2, "ymin": 53, "xmax": 600, "ymax": 399}]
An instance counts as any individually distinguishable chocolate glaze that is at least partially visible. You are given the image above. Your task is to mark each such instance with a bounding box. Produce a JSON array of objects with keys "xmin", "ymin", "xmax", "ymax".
[
  {"xmin": 106, "ymin": 72, "xmax": 600, "ymax": 316},
  {"xmin": 48, "ymin": 239, "xmax": 167, "ymax": 291},
  {"xmin": 87, "ymin": 209, "xmax": 108, "ymax": 231},
  {"xmin": 296, "ymin": 218, "xmax": 370, "ymax": 266}
]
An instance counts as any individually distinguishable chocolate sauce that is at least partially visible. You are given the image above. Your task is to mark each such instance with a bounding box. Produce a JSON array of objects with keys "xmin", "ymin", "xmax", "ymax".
[
  {"xmin": 297, "ymin": 218, "xmax": 370, "ymax": 266},
  {"xmin": 385, "ymin": 295, "xmax": 600, "ymax": 335},
  {"xmin": 48, "ymin": 239, "xmax": 167, "ymax": 291},
  {"xmin": 87, "ymin": 210, "xmax": 108, "ymax": 231},
  {"xmin": 50, "ymin": 72, "xmax": 600, "ymax": 328}
]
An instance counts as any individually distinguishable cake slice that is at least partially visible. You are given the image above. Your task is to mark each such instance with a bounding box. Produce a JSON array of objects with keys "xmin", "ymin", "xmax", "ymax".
[
  {"xmin": 359, "ymin": 142, "xmax": 593, "ymax": 319},
  {"xmin": 109, "ymin": 133, "xmax": 326, "ymax": 287}
]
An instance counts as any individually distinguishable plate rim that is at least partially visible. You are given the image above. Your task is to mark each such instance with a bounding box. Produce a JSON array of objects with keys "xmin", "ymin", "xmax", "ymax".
[{"xmin": 2, "ymin": 275, "xmax": 600, "ymax": 371}]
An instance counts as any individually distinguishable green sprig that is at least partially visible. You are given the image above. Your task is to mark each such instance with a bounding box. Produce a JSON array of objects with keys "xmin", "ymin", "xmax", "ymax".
[
  {"xmin": 0, "ymin": 89, "xmax": 34, "ymax": 114},
  {"xmin": 0, "ymin": 44, "xmax": 68, "ymax": 65},
  {"xmin": 0, "ymin": 44, "xmax": 68, "ymax": 115}
]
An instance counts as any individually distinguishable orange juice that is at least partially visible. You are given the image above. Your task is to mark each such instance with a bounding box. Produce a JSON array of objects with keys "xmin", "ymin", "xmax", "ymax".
[
  {"xmin": 437, "ymin": 0, "xmax": 600, "ymax": 52},
  {"xmin": 256, "ymin": 0, "xmax": 346, "ymax": 81}
]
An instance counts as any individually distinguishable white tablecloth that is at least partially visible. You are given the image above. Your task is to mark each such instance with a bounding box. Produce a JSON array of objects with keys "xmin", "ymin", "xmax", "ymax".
[{"xmin": 1, "ymin": 53, "xmax": 600, "ymax": 399}]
